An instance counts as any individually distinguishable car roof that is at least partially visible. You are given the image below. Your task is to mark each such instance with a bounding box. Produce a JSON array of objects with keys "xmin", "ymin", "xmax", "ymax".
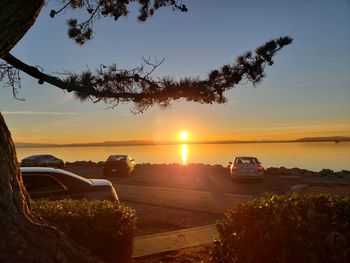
[
  {"xmin": 25, "ymin": 154, "xmax": 53, "ymax": 158},
  {"xmin": 235, "ymin": 156, "xmax": 258, "ymax": 159},
  {"xmin": 20, "ymin": 167, "xmax": 92, "ymax": 185}
]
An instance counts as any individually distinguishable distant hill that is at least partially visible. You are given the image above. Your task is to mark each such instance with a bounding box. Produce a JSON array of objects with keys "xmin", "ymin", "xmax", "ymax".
[
  {"xmin": 15, "ymin": 136, "xmax": 350, "ymax": 148},
  {"xmin": 294, "ymin": 136, "xmax": 350, "ymax": 142}
]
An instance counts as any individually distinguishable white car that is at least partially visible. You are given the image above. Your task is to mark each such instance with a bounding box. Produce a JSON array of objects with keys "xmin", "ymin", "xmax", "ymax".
[
  {"xmin": 229, "ymin": 156, "xmax": 264, "ymax": 182},
  {"xmin": 21, "ymin": 167, "xmax": 119, "ymax": 201}
]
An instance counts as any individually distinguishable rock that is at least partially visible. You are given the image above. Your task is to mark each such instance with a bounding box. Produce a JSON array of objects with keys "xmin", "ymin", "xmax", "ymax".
[
  {"xmin": 279, "ymin": 167, "xmax": 291, "ymax": 175},
  {"xmin": 335, "ymin": 170, "xmax": 350, "ymax": 178},
  {"xmin": 290, "ymin": 167, "xmax": 305, "ymax": 176},
  {"xmin": 265, "ymin": 167, "xmax": 281, "ymax": 176},
  {"xmin": 319, "ymin": 169, "xmax": 335, "ymax": 177},
  {"xmin": 303, "ymin": 171, "xmax": 319, "ymax": 177}
]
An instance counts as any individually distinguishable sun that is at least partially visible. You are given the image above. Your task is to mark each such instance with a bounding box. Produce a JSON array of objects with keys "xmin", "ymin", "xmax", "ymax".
[{"xmin": 179, "ymin": 131, "xmax": 189, "ymax": 141}]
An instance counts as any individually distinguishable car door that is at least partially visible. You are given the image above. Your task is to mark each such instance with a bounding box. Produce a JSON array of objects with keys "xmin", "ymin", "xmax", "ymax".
[
  {"xmin": 22, "ymin": 174, "xmax": 68, "ymax": 200},
  {"xmin": 46, "ymin": 155, "xmax": 58, "ymax": 167}
]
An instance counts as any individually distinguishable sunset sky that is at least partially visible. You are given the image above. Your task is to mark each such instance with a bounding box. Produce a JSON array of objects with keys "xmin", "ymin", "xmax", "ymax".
[{"xmin": 1, "ymin": 0, "xmax": 349, "ymax": 144}]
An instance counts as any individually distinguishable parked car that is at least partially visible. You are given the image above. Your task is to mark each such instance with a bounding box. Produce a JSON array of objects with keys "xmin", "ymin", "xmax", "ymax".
[
  {"xmin": 103, "ymin": 155, "xmax": 135, "ymax": 177},
  {"xmin": 20, "ymin": 154, "xmax": 64, "ymax": 168},
  {"xmin": 20, "ymin": 167, "xmax": 119, "ymax": 201},
  {"xmin": 229, "ymin": 156, "xmax": 264, "ymax": 182}
]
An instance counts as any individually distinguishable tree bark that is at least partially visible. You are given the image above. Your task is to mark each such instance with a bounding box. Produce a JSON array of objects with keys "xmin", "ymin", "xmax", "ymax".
[
  {"xmin": 0, "ymin": 0, "xmax": 44, "ymax": 59},
  {"xmin": 0, "ymin": 4, "xmax": 103, "ymax": 260},
  {"xmin": 0, "ymin": 113, "xmax": 101, "ymax": 262}
]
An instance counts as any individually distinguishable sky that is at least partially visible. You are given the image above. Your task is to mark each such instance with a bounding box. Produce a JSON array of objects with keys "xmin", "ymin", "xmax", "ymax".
[{"xmin": 1, "ymin": 0, "xmax": 349, "ymax": 144}]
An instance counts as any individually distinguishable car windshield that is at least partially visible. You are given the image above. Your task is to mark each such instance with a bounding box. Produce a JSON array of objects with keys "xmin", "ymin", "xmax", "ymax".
[
  {"xmin": 52, "ymin": 169, "xmax": 93, "ymax": 185},
  {"xmin": 108, "ymin": 155, "xmax": 127, "ymax": 161}
]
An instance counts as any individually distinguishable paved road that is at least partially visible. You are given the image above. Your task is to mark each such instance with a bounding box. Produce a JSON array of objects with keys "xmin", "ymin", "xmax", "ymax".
[{"xmin": 116, "ymin": 184, "xmax": 253, "ymax": 213}]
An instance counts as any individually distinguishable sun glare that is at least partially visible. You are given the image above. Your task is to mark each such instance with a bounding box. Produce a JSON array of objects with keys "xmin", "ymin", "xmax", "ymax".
[
  {"xmin": 180, "ymin": 131, "xmax": 188, "ymax": 141},
  {"xmin": 181, "ymin": 144, "xmax": 188, "ymax": 164}
]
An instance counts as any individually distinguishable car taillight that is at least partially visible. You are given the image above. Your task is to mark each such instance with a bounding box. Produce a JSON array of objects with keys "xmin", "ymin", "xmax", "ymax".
[
  {"xmin": 258, "ymin": 165, "xmax": 264, "ymax": 171},
  {"xmin": 232, "ymin": 165, "xmax": 237, "ymax": 171}
]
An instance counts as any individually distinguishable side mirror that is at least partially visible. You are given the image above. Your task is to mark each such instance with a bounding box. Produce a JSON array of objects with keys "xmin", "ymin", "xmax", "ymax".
[{"xmin": 228, "ymin": 162, "xmax": 232, "ymax": 165}]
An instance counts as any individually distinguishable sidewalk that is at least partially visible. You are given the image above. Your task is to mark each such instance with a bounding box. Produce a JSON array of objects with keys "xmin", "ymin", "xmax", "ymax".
[{"xmin": 133, "ymin": 225, "xmax": 218, "ymax": 258}]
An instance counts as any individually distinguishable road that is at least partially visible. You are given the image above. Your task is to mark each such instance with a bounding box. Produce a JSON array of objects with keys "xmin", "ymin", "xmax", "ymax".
[{"xmin": 115, "ymin": 184, "xmax": 253, "ymax": 213}]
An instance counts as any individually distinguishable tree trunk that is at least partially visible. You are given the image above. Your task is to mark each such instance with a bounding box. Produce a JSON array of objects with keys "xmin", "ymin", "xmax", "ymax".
[
  {"xmin": 0, "ymin": 0, "xmax": 44, "ymax": 58},
  {"xmin": 0, "ymin": 3, "xmax": 102, "ymax": 261},
  {"xmin": 0, "ymin": 113, "xmax": 101, "ymax": 262}
]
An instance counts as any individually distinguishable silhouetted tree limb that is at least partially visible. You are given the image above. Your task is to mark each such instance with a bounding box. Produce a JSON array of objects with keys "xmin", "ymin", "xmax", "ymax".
[
  {"xmin": 49, "ymin": 0, "xmax": 188, "ymax": 44},
  {"xmin": 0, "ymin": 61, "xmax": 24, "ymax": 101},
  {"xmin": 2, "ymin": 37, "xmax": 292, "ymax": 112}
]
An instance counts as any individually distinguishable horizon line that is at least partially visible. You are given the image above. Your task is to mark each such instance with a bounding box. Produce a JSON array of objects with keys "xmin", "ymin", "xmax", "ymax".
[{"xmin": 14, "ymin": 136, "xmax": 350, "ymax": 148}]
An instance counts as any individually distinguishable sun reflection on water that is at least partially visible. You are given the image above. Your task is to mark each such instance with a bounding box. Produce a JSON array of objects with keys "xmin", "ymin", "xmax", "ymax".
[{"xmin": 181, "ymin": 144, "xmax": 188, "ymax": 165}]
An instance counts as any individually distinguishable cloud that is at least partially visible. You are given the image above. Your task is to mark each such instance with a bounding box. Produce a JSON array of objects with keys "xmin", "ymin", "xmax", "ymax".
[{"xmin": 2, "ymin": 111, "xmax": 79, "ymax": 116}]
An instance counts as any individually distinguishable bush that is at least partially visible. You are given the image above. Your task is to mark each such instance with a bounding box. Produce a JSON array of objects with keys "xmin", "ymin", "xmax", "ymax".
[
  {"xmin": 210, "ymin": 194, "xmax": 350, "ymax": 263},
  {"xmin": 32, "ymin": 200, "xmax": 137, "ymax": 263}
]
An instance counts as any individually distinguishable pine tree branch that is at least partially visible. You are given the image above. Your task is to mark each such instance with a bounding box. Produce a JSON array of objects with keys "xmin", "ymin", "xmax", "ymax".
[{"xmin": 2, "ymin": 36, "xmax": 292, "ymax": 113}]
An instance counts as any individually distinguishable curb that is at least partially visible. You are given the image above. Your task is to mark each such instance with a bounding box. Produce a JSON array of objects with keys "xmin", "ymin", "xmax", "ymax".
[{"xmin": 133, "ymin": 225, "xmax": 217, "ymax": 258}]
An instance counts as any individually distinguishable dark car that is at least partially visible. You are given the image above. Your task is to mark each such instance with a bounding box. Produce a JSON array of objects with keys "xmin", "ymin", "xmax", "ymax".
[
  {"xmin": 103, "ymin": 155, "xmax": 135, "ymax": 177},
  {"xmin": 20, "ymin": 154, "xmax": 64, "ymax": 168},
  {"xmin": 229, "ymin": 156, "xmax": 264, "ymax": 182},
  {"xmin": 21, "ymin": 167, "xmax": 119, "ymax": 201}
]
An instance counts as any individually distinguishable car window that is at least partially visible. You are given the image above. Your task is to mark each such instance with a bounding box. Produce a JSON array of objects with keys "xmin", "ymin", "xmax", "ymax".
[
  {"xmin": 235, "ymin": 157, "xmax": 259, "ymax": 164},
  {"xmin": 108, "ymin": 155, "xmax": 126, "ymax": 161},
  {"xmin": 22, "ymin": 175, "xmax": 66, "ymax": 193}
]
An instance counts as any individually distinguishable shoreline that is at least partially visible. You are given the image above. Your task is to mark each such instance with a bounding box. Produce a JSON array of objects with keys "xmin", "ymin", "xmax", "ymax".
[
  {"xmin": 15, "ymin": 138, "xmax": 350, "ymax": 148},
  {"xmin": 63, "ymin": 161, "xmax": 350, "ymax": 177}
]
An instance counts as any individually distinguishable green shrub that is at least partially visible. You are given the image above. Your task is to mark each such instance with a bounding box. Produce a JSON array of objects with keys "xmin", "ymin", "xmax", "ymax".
[
  {"xmin": 32, "ymin": 200, "xmax": 137, "ymax": 263},
  {"xmin": 210, "ymin": 194, "xmax": 350, "ymax": 263}
]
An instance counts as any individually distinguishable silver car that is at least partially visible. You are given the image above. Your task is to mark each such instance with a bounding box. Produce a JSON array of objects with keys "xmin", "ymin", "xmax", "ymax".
[
  {"xmin": 20, "ymin": 154, "xmax": 64, "ymax": 168},
  {"xmin": 229, "ymin": 156, "xmax": 264, "ymax": 182},
  {"xmin": 21, "ymin": 167, "xmax": 119, "ymax": 202}
]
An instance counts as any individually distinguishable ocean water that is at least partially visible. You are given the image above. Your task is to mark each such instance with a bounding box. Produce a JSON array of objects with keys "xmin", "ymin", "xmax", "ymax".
[{"xmin": 15, "ymin": 141, "xmax": 350, "ymax": 172}]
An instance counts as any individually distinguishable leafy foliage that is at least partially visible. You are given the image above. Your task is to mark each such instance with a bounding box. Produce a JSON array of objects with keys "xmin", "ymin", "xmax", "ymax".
[
  {"xmin": 32, "ymin": 199, "xmax": 137, "ymax": 263},
  {"xmin": 210, "ymin": 194, "xmax": 350, "ymax": 263}
]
